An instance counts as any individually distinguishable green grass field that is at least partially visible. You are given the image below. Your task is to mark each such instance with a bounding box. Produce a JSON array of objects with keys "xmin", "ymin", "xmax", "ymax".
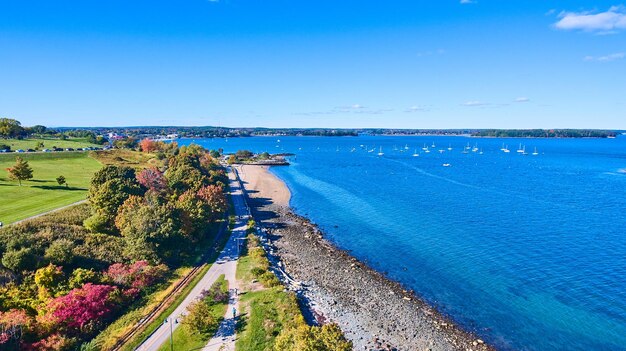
[
  {"xmin": 0, "ymin": 137, "xmax": 100, "ymax": 151},
  {"xmin": 0, "ymin": 152, "xmax": 102, "ymax": 224}
]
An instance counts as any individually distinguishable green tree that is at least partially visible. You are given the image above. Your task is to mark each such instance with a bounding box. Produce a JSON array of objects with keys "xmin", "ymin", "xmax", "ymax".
[
  {"xmin": 1, "ymin": 248, "xmax": 38, "ymax": 272},
  {"xmin": 44, "ymin": 238, "xmax": 75, "ymax": 266},
  {"xmin": 87, "ymin": 166, "xmax": 143, "ymax": 230},
  {"xmin": 0, "ymin": 118, "xmax": 25, "ymax": 138},
  {"xmin": 68, "ymin": 268, "xmax": 100, "ymax": 289},
  {"xmin": 56, "ymin": 175, "xmax": 68, "ymax": 187},
  {"xmin": 6, "ymin": 156, "xmax": 33, "ymax": 186},
  {"xmin": 181, "ymin": 299, "xmax": 217, "ymax": 336}
]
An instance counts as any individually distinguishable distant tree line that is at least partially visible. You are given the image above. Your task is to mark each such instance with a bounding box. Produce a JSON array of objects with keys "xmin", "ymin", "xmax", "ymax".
[{"xmin": 471, "ymin": 129, "xmax": 617, "ymax": 138}]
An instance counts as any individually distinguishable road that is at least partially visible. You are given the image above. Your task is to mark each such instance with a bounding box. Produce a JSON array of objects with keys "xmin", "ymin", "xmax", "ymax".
[{"xmin": 136, "ymin": 167, "xmax": 249, "ymax": 351}]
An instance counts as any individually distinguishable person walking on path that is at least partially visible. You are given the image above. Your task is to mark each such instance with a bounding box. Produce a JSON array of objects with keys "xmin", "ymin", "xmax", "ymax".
[{"xmin": 232, "ymin": 307, "xmax": 236, "ymax": 319}]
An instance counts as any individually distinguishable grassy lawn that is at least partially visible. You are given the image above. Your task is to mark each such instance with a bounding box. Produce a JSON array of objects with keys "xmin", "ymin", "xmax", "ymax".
[
  {"xmin": 157, "ymin": 275, "xmax": 230, "ymax": 351},
  {"xmin": 0, "ymin": 137, "xmax": 100, "ymax": 150},
  {"xmin": 236, "ymin": 288, "xmax": 302, "ymax": 351},
  {"xmin": 90, "ymin": 149, "xmax": 162, "ymax": 169},
  {"xmin": 0, "ymin": 152, "xmax": 102, "ymax": 224}
]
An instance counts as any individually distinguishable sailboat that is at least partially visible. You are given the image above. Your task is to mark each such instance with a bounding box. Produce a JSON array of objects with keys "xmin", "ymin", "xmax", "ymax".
[
  {"xmin": 422, "ymin": 143, "xmax": 428, "ymax": 151},
  {"xmin": 405, "ymin": 144, "xmax": 410, "ymax": 150},
  {"xmin": 516, "ymin": 143, "xmax": 524, "ymax": 153},
  {"xmin": 448, "ymin": 144, "xmax": 453, "ymax": 151},
  {"xmin": 424, "ymin": 147, "xmax": 431, "ymax": 153},
  {"xmin": 431, "ymin": 142, "xmax": 436, "ymax": 148},
  {"xmin": 378, "ymin": 147, "xmax": 384, "ymax": 156},
  {"xmin": 532, "ymin": 147, "xmax": 539, "ymax": 156},
  {"xmin": 479, "ymin": 148, "xmax": 484, "ymax": 155},
  {"xmin": 500, "ymin": 143, "xmax": 506, "ymax": 151},
  {"xmin": 503, "ymin": 145, "xmax": 510, "ymax": 153},
  {"xmin": 522, "ymin": 146, "xmax": 528, "ymax": 155},
  {"xmin": 412, "ymin": 149, "xmax": 419, "ymax": 157}
]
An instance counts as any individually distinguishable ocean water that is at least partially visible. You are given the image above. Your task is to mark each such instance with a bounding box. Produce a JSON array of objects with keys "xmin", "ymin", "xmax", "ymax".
[{"xmin": 178, "ymin": 135, "xmax": 626, "ymax": 351}]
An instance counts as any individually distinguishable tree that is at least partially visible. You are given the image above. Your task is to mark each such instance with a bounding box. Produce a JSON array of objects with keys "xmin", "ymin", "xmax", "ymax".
[
  {"xmin": 30, "ymin": 125, "xmax": 47, "ymax": 135},
  {"xmin": 47, "ymin": 283, "xmax": 118, "ymax": 333},
  {"xmin": 1, "ymin": 248, "xmax": 38, "ymax": 272},
  {"xmin": 44, "ymin": 239, "xmax": 75, "ymax": 266},
  {"xmin": 197, "ymin": 185, "xmax": 227, "ymax": 221},
  {"xmin": 6, "ymin": 157, "xmax": 33, "ymax": 186},
  {"xmin": 136, "ymin": 168, "xmax": 167, "ymax": 192},
  {"xmin": 34, "ymin": 264, "xmax": 65, "ymax": 300},
  {"xmin": 181, "ymin": 298, "xmax": 217, "ymax": 336},
  {"xmin": 139, "ymin": 138, "xmax": 158, "ymax": 153},
  {"xmin": 0, "ymin": 118, "xmax": 25, "ymax": 138},
  {"xmin": 56, "ymin": 175, "xmax": 67, "ymax": 188}
]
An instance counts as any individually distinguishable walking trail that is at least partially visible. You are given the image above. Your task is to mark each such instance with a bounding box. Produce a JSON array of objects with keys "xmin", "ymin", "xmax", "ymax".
[{"xmin": 136, "ymin": 167, "xmax": 248, "ymax": 351}]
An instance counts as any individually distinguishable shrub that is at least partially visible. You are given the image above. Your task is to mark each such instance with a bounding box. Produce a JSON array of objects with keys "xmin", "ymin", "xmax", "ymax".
[
  {"xmin": 1, "ymin": 248, "xmax": 38, "ymax": 273},
  {"xmin": 44, "ymin": 239, "xmax": 75, "ymax": 266}
]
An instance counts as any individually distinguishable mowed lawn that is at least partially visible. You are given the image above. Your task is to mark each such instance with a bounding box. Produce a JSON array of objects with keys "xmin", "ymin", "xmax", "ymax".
[
  {"xmin": 1, "ymin": 137, "xmax": 100, "ymax": 151},
  {"xmin": 0, "ymin": 152, "xmax": 102, "ymax": 224}
]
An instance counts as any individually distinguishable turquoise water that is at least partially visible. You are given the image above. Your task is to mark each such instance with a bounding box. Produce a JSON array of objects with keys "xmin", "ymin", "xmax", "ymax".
[{"xmin": 179, "ymin": 136, "xmax": 626, "ymax": 350}]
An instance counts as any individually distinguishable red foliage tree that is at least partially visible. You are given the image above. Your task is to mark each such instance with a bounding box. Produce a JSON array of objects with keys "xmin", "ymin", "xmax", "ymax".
[
  {"xmin": 104, "ymin": 261, "xmax": 167, "ymax": 290},
  {"xmin": 197, "ymin": 184, "xmax": 227, "ymax": 219},
  {"xmin": 47, "ymin": 283, "xmax": 118, "ymax": 331},
  {"xmin": 136, "ymin": 167, "xmax": 167, "ymax": 192},
  {"xmin": 139, "ymin": 138, "xmax": 158, "ymax": 153}
]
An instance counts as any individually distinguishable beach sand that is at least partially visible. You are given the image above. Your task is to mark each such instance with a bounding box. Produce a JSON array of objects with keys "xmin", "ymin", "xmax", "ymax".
[{"xmin": 235, "ymin": 164, "xmax": 493, "ymax": 351}]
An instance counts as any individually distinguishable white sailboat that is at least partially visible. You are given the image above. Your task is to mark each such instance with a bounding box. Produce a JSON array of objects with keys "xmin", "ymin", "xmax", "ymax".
[
  {"xmin": 503, "ymin": 145, "xmax": 510, "ymax": 153},
  {"xmin": 422, "ymin": 143, "xmax": 428, "ymax": 151},
  {"xmin": 532, "ymin": 147, "xmax": 539, "ymax": 156},
  {"xmin": 516, "ymin": 143, "xmax": 524, "ymax": 153},
  {"xmin": 412, "ymin": 149, "xmax": 419, "ymax": 157},
  {"xmin": 448, "ymin": 144, "xmax": 453, "ymax": 151},
  {"xmin": 405, "ymin": 144, "xmax": 410, "ymax": 150},
  {"xmin": 378, "ymin": 147, "xmax": 384, "ymax": 156}
]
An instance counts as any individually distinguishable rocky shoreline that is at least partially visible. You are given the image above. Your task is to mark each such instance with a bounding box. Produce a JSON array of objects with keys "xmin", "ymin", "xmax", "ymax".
[{"xmin": 249, "ymin": 200, "xmax": 495, "ymax": 351}]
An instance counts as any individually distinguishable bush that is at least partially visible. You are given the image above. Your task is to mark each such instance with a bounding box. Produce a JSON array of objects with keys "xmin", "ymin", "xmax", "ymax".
[
  {"xmin": 45, "ymin": 239, "xmax": 75, "ymax": 266},
  {"xmin": 1, "ymin": 248, "xmax": 38, "ymax": 272},
  {"xmin": 83, "ymin": 214, "xmax": 108, "ymax": 233},
  {"xmin": 250, "ymin": 267, "xmax": 266, "ymax": 277}
]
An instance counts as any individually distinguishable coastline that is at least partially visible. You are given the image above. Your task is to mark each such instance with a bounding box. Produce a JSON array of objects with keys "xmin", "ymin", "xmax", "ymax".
[{"xmin": 234, "ymin": 164, "xmax": 494, "ymax": 351}]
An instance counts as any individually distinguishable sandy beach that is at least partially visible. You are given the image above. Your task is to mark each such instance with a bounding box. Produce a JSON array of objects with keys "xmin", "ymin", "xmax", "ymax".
[{"xmin": 235, "ymin": 164, "xmax": 494, "ymax": 351}]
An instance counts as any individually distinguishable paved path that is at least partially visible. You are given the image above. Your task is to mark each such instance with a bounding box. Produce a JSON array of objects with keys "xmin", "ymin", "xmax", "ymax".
[{"xmin": 136, "ymin": 168, "xmax": 249, "ymax": 351}]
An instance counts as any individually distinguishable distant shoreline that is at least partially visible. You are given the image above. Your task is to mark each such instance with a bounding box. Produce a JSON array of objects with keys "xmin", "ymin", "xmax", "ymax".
[{"xmin": 235, "ymin": 164, "xmax": 494, "ymax": 351}]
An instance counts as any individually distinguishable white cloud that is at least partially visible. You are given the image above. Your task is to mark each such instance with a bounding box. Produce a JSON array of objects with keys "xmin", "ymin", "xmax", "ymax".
[
  {"xmin": 460, "ymin": 0, "xmax": 476, "ymax": 4},
  {"xmin": 515, "ymin": 97, "xmax": 530, "ymax": 103},
  {"xmin": 462, "ymin": 101, "xmax": 488, "ymax": 107},
  {"xmin": 405, "ymin": 106, "xmax": 429, "ymax": 113},
  {"xmin": 554, "ymin": 5, "xmax": 626, "ymax": 33},
  {"xmin": 583, "ymin": 52, "xmax": 625, "ymax": 61}
]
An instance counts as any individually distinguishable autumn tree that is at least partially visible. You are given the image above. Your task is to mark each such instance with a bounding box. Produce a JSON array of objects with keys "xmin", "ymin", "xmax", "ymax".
[
  {"xmin": 47, "ymin": 283, "xmax": 118, "ymax": 334},
  {"xmin": 136, "ymin": 167, "xmax": 167, "ymax": 193},
  {"xmin": 181, "ymin": 298, "xmax": 218, "ymax": 336},
  {"xmin": 139, "ymin": 138, "xmax": 158, "ymax": 153},
  {"xmin": 6, "ymin": 157, "xmax": 33, "ymax": 186}
]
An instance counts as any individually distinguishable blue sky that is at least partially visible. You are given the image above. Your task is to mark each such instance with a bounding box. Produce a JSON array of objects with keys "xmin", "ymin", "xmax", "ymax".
[{"xmin": 1, "ymin": 1, "xmax": 625, "ymax": 128}]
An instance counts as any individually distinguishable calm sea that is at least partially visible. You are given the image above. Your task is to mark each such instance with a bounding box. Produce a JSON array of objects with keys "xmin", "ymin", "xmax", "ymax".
[{"xmin": 178, "ymin": 135, "xmax": 626, "ymax": 351}]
